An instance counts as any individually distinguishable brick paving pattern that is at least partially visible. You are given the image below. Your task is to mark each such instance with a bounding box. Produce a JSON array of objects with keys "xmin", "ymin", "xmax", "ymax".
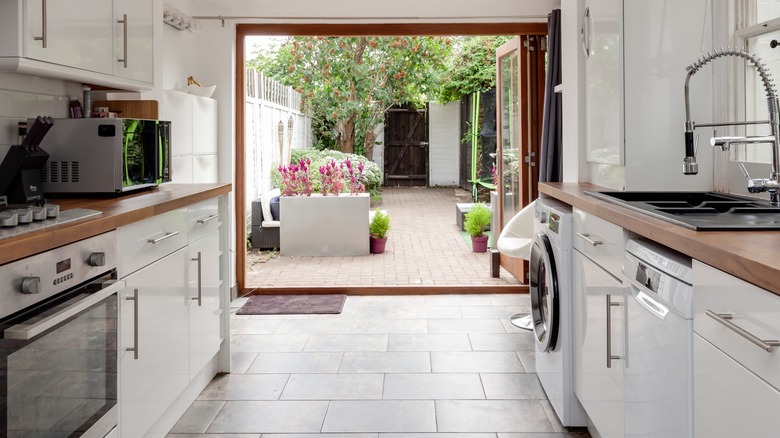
[{"xmin": 246, "ymin": 187, "xmax": 522, "ymax": 288}]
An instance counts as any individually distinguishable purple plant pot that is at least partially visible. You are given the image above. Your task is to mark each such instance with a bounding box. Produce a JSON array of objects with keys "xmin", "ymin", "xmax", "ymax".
[
  {"xmin": 471, "ymin": 235, "xmax": 489, "ymax": 253},
  {"xmin": 370, "ymin": 235, "xmax": 388, "ymax": 254}
]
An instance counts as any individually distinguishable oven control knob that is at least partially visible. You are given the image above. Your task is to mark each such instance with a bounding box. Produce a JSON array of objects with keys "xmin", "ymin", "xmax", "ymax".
[
  {"xmin": 88, "ymin": 252, "xmax": 106, "ymax": 267},
  {"xmin": 21, "ymin": 277, "xmax": 41, "ymax": 294}
]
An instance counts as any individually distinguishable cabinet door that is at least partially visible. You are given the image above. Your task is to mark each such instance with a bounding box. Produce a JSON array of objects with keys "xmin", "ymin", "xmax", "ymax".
[
  {"xmin": 113, "ymin": 0, "xmax": 152, "ymax": 82},
  {"xmin": 694, "ymin": 334, "xmax": 780, "ymax": 437},
  {"xmin": 24, "ymin": 0, "xmax": 112, "ymax": 73},
  {"xmin": 119, "ymin": 248, "xmax": 189, "ymax": 438},
  {"xmin": 188, "ymin": 231, "xmax": 221, "ymax": 380},
  {"xmin": 573, "ymin": 250, "xmax": 626, "ymax": 438},
  {"xmin": 583, "ymin": 0, "xmax": 622, "ymax": 165}
]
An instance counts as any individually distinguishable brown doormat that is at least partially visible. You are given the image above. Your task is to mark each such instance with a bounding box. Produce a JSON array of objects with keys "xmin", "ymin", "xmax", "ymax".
[{"xmin": 236, "ymin": 294, "xmax": 347, "ymax": 315}]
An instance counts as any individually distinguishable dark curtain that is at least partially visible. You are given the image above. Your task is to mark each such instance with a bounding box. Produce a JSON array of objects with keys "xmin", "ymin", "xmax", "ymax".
[{"xmin": 539, "ymin": 9, "xmax": 562, "ymax": 183}]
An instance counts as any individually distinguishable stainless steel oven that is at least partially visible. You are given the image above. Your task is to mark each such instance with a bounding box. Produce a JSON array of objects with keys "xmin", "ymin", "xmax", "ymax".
[{"xmin": 0, "ymin": 231, "xmax": 119, "ymax": 437}]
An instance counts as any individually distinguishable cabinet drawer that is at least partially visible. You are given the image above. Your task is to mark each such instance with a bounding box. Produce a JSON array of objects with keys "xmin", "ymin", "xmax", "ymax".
[
  {"xmin": 693, "ymin": 260, "xmax": 780, "ymax": 391},
  {"xmin": 572, "ymin": 207, "xmax": 626, "ymax": 274},
  {"xmin": 117, "ymin": 208, "xmax": 187, "ymax": 277},
  {"xmin": 188, "ymin": 196, "xmax": 220, "ymax": 243}
]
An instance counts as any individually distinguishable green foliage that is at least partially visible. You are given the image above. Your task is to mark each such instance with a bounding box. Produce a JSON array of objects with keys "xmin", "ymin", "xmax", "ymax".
[
  {"xmin": 438, "ymin": 36, "xmax": 513, "ymax": 103},
  {"xmin": 249, "ymin": 36, "xmax": 453, "ymax": 155},
  {"xmin": 271, "ymin": 149, "xmax": 383, "ymax": 194},
  {"xmin": 369, "ymin": 209, "xmax": 391, "ymax": 239},
  {"xmin": 464, "ymin": 203, "xmax": 491, "ymax": 237}
]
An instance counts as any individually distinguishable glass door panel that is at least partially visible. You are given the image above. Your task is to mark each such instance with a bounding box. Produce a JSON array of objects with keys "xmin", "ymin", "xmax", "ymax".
[{"xmin": 496, "ymin": 37, "xmax": 523, "ymax": 229}]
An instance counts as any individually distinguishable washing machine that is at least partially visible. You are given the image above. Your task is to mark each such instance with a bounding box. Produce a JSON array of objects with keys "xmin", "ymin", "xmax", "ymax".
[{"xmin": 530, "ymin": 197, "xmax": 587, "ymax": 427}]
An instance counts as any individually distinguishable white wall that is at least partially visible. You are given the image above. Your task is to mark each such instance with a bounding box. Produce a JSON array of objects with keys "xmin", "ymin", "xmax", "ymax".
[{"xmin": 429, "ymin": 102, "xmax": 460, "ymax": 186}]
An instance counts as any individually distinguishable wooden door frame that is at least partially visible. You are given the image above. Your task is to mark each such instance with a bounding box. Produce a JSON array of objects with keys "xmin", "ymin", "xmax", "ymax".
[
  {"xmin": 235, "ymin": 23, "xmax": 547, "ymax": 294},
  {"xmin": 494, "ymin": 34, "xmax": 547, "ymax": 284}
]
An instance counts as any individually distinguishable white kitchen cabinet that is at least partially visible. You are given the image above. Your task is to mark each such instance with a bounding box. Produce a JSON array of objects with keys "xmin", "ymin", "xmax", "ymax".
[
  {"xmin": 119, "ymin": 247, "xmax": 189, "ymax": 438},
  {"xmin": 188, "ymin": 231, "xmax": 221, "ymax": 380},
  {"xmin": 582, "ymin": 0, "xmax": 714, "ymax": 191},
  {"xmin": 693, "ymin": 260, "xmax": 780, "ymax": 437},
  {"xmin": 112, "ymin": 0, "xmax": 153, "ymax": 83},
  {"xmin": 0, "ymin": 0, "xmax": 153, "ymax": 90},
  {"xmin": 161, "ymin": 90, "xmax": 219, "ymax": 183},
  {"xmin": 572, "ymin": 208, "xmax": 628, "ymax": 438}
]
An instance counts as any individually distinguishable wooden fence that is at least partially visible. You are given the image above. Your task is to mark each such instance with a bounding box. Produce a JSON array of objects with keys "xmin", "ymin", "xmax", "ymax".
[{"xmin": 245, "ymin": 69, "xmax": 312, "ymax": 210}]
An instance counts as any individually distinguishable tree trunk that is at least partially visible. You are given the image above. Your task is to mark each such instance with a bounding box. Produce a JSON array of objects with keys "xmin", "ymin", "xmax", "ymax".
[
  {"xmin": 364, "ymin": 129, "xmax": 378, "ymax": 160},
  {"xmin": 340, "ymin": 117, "xmax": 356, "ymax": 154}
]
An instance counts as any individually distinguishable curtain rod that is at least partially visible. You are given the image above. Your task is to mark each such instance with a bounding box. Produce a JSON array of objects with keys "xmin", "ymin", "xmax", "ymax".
[{"xmin": 191, "ymin": 15, "xmax": 550, "ymax": 26}]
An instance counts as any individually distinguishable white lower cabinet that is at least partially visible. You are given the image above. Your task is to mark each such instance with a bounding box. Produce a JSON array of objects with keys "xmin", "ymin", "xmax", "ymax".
[
  {"xmin": 188, "ymin": 231, "xmax": 221, "ymax": 380},
  {"xmin": 572, "ymin": 250, "xmax": 626, "ymax": 438},
  {"xmin": 119, "ymin": 248, "xmax": 189, "ymax": 438},
  {"xmin": 694, "ymin": 334, "xmax": 780, "ymax": 437},
  {"xmin": 693, "ymin": 260, "xmax": 780, "ymax": 438}
]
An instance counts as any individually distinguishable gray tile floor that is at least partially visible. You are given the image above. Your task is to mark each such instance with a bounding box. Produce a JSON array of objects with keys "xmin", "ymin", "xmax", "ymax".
[{"xmin": 167, "ymin": 294, "xmax": 590, "ymax": 438}]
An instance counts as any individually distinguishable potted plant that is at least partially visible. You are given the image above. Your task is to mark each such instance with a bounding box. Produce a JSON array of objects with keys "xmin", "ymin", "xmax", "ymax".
[
  {"xmin": 369, "ymin": 208, "xmax": 391, "ymax": 254},
  {"xmin": 464, "ymin": 203, "xmax": 491, "ymax": 253}
]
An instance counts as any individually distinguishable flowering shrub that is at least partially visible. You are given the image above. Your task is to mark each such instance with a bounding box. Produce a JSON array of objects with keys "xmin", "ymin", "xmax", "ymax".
[
  {"xmin": 278, "ymin": 158, "xmax": 314, "ymax": 196},
  {"xmin": 318, "ymin": 159, "xmax": 345, "ymax": 196},
  {"xmin": 272, "ymin": 149, "xmax": 382, "ymax": 194},
  {"xmin": 343, "ymin": 158, "xmax": 366, "ymax": 195}
]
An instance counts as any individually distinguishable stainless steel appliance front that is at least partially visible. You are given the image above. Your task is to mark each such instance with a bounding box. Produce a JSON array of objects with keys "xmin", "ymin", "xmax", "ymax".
[
  {"xmin": 0, "ymin": 231, "xmax": 121, "ymax": 437},
  {"xmin": 36, "ymin": 118, "xmax": 171, "ymax": 194}
]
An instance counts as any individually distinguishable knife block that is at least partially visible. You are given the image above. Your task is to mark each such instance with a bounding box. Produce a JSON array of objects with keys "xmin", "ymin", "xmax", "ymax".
[{"xmin": 0, "ymin": 145, "xmax": 49, "ymax": 204}]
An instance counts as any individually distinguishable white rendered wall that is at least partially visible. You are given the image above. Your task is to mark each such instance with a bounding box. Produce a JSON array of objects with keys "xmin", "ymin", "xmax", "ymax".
[{"xmin": 429, "ymin": 102, "xmax": 460, "ymax": 186}]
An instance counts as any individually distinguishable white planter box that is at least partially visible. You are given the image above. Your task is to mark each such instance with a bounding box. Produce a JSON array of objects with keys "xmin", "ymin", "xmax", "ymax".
[{"xmin": 280, "ymin": 193, "xmax": 370, "ymax": 256}]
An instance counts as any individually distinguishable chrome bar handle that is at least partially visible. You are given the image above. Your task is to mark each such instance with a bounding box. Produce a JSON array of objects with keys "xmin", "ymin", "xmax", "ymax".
[
  {"xmin": 706, "ymin": 310, "xmax": 780, "ymax": 353},
  {"xmin": 34, "ymin": 0, "xmax": 47, "ymax": 48},
  {"xmin": 147, "ymin": 231, "xmax": 180, "ymax": 244},
  {"xmin": 606, "ymin": 294, "xmax": 623, "ymax": 368},
  {"xmin": 126, "ymin": 289, "xmax": 139, "ymax": 360},
  {"xmin": 192, "ymin": 252, "xmax": 202, "ymax": 306},
  {"xmin": 576, "ymin": 232, "xmax": 603, "ymax": 247},
  {"xmin": 581, "ymin": 7, "xmax": 591, "ymax": 58},
  {"xmin": 197, "ymin": 214, "xmax": 220, "ymax": 225},
  {"xmin": 117, "ymin": 13, "xmax": 128, "ymax": 68}
]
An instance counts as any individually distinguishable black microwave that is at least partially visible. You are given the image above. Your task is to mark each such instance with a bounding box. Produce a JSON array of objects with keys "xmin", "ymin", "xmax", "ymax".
[{"xmin": 35, "ymin": 118, "xmax": 172, "ymax": 194}]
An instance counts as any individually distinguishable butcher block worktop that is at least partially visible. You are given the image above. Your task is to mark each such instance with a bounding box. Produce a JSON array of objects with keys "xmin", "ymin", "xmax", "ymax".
[
  {"xmin": 0, "ymin": 183, "xmax": 231, "ymax": 266},
  {"xmin": 540, "ymin": 182, "xmax": 780, "ymax": 297}
]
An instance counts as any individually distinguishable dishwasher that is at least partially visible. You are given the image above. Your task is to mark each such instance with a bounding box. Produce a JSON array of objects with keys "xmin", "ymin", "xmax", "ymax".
[{"xmin": 622, "ymin": 238, "xmax": 693, "ymax": 438}]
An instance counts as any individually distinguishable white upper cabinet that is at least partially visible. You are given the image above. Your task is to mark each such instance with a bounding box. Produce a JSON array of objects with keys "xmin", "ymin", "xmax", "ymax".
[
  {"xmin": 25, "ymin": 0, "xmax": 113, "ymax": 74},
  {"xmin": 113, "ymin": 0, "xmax": 153, "ymax": 83},
  {"xmin": 0, "ymin": 0, "xmax": 153, "ymax": 90},
  {"xmin": 582, "ymin": 0, "xmax": 715, "ymax": 191}
]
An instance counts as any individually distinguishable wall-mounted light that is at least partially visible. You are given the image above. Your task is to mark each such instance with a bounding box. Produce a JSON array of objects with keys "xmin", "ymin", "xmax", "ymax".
[{"xmin": 163, "ymin": 4, "xmax": 200, "ymax": 32}]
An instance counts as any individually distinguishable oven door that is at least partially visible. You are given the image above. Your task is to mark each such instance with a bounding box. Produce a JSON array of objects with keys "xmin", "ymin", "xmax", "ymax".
[{"xmin": 0, "ymin": 274, "xmax": 125, "ymax": 437}]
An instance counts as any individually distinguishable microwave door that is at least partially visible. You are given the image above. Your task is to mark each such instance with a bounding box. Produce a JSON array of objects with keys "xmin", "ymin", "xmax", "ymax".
[
  {"xmin": 122, "ymin": 120, "xmax": 157, "ymax": 190},
  {"xmin": 157, "ymin": 121, "xmax": 171, "ymax": 184}
]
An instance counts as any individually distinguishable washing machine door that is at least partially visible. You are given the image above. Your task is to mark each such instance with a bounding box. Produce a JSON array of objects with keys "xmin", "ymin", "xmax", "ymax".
[{"xmin": 529, "ymin": 232, "xmax": 559, "ymax": 352}]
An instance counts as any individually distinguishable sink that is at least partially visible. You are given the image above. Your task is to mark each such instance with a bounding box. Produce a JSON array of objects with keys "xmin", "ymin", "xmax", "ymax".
[{"xmin": 584, "ymin": 190, "xmax": 780, "ymax": 230}]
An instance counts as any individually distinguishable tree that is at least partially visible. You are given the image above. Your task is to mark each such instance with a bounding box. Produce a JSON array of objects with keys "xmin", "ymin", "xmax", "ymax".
[
  {"xmin": 438, "ymin": 36, "xmax": 513, "ymax": 103},
  {"xmin": 249, "ymin": 36, "xmax": 452, "ymax": 158}
]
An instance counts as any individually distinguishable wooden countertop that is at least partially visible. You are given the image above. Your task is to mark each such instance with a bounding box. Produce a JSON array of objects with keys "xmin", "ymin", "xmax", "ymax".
[
  {"xmin": 540, "ymin": 182, "xmax": 780, "ymax": 297},
  {"xmin": 0, "ymin": 183, "xmax": 232, "ymax": 266}
]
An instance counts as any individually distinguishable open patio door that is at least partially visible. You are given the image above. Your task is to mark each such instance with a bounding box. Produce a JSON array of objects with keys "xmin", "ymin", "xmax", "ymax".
[{"xmin": 495, "ymin": 35, "xmax": 546, "ymax": 283}]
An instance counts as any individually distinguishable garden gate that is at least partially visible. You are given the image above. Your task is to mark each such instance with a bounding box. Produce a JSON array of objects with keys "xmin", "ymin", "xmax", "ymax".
[{"xmin": 383, "ymin": 106, "xmax": 429, "ymax": 187}]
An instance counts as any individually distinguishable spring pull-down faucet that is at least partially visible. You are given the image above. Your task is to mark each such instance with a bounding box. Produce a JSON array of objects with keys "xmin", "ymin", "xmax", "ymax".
[{"xmin": 683, "ymin": 47, "xmax": 780, "ymax": 206}]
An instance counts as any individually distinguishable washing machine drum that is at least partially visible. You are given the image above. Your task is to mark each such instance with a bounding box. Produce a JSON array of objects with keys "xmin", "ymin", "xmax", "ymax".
[{"xmin": 529, "ymin": 232, "xmax": 560, "ymax": 352}]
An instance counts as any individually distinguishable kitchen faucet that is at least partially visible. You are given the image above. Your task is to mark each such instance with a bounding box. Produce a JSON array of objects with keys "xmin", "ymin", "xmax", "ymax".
[{"xmin": 683, "ymin": 47, "xmax": 780, "ymax": 206}]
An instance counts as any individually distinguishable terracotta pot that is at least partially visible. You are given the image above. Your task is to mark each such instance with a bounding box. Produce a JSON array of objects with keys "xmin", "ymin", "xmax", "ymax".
[
  {"xmin": 471, "ymin": 235, "xmax": 489, "ymax": 253},
  {"xmin": 370, "ymin": 235, "xmax": 388, "ymax": 254}
]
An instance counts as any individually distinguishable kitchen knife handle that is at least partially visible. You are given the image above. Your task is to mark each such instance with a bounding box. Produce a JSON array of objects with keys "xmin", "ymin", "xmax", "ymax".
[
  {"xmin": 117, "ymin": 14, "xmax": 128, "ymax": 68},
  {"xmin": 34, "ymin": 0, "xmax": 47, "ymax": 48}
]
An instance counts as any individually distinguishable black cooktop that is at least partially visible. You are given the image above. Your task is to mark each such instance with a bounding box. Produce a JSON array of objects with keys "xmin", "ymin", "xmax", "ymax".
[{"xmin": 585, "ymin": 191, "xmax": 780, "ymax": 231}]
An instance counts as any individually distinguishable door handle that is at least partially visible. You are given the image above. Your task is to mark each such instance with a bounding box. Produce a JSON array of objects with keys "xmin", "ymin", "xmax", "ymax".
[
  {"xmin": 147, "ymin": 231, "xmax": 180, "ymax": 244},
  {"xmin": 197, "ymin": 214, "xmax": 220, "ymax": 225},
  {"xmin": 192, "ymin": 252, "xmax": 202, "ymax": 306},
  {"xmin": 706, "ymin": 310, "xmax": 780, "ymax": 353},
  {"xmin": 606, "ymin": 294, "xmax": 623, "ymax": 368},
  {"xmin": 126, "ymin": 288, "xmax": 139, "ymax": 360},
  {"xmin": 117, "ymin": 13, "xmax": 128, "ymax": 68},
  {"xmin": 34, "ymin": 0, "xmax": 48, "ymax": 48}
]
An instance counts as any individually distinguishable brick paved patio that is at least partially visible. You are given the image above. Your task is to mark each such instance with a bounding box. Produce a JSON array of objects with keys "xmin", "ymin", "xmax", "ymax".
[{"xmin": 246, "ymin": 187, "xmax": 522, "ymax": 289}]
